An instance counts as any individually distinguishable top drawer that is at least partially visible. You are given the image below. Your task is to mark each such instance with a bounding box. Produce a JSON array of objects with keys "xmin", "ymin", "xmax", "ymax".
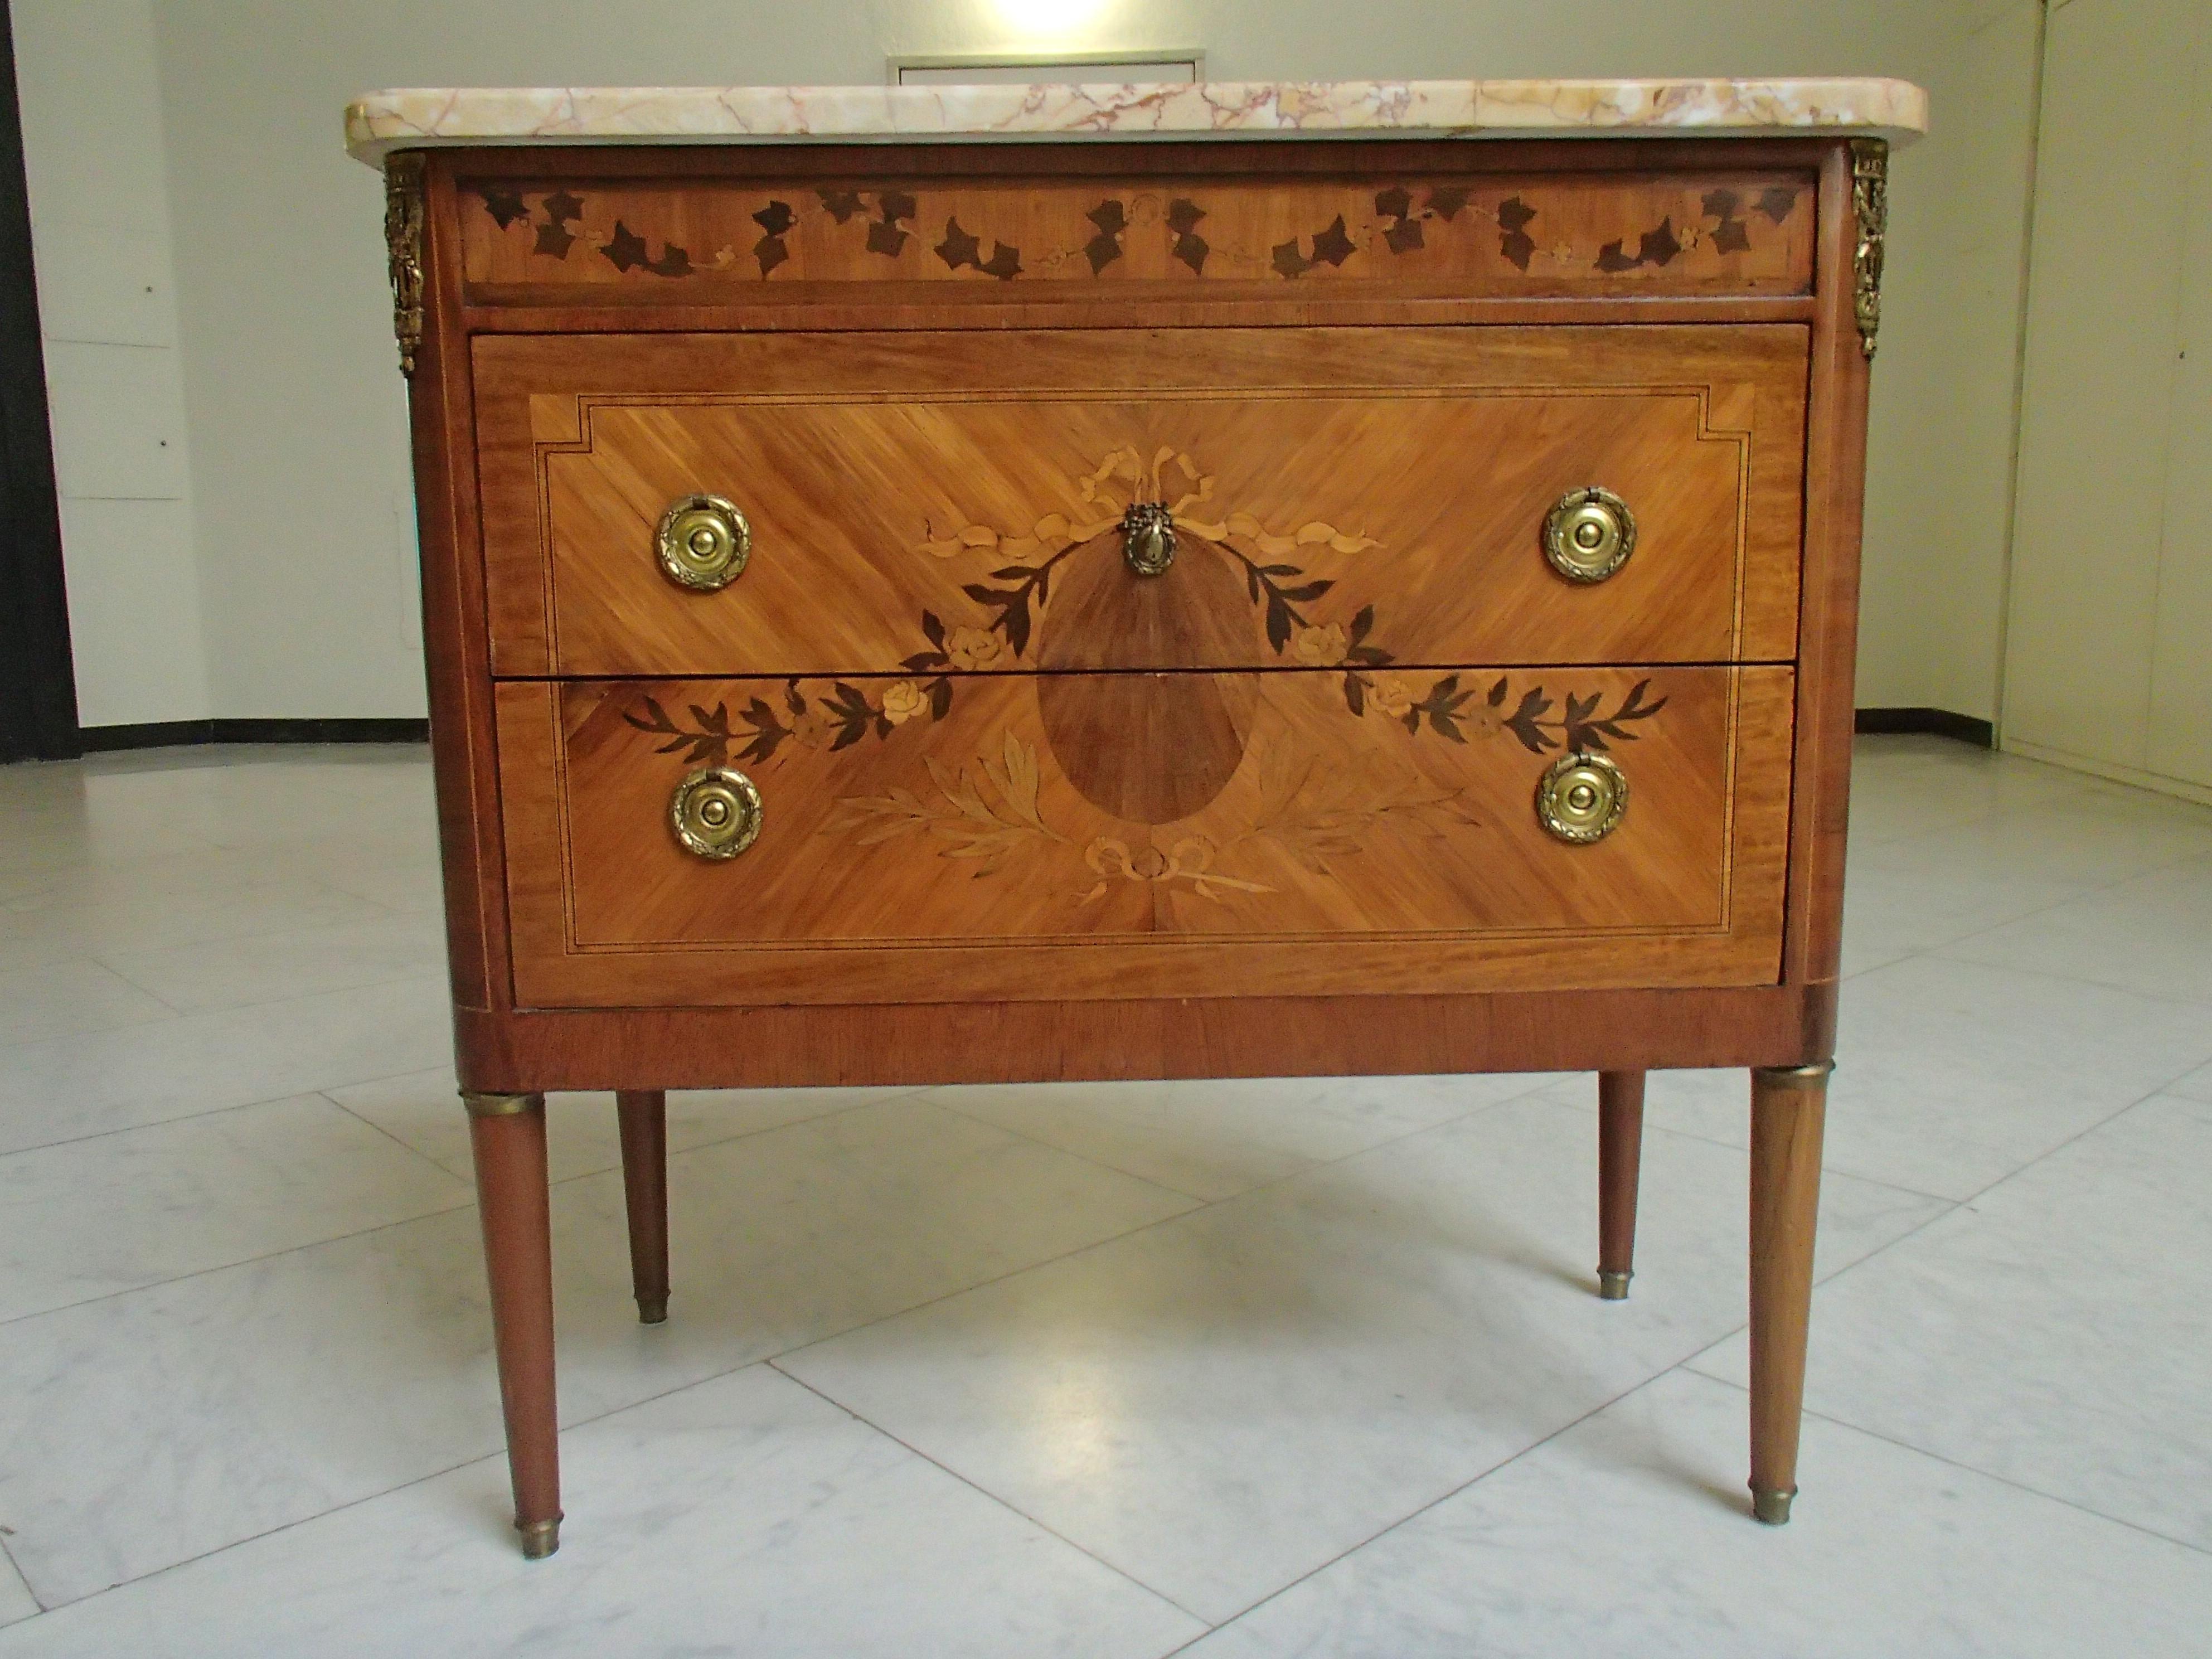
[
  {"xmin": 474, "ymin": 325, "xmax": 1808, "ymax": 677},
  {"xmin": 457, "ymin": 167, "xmax": 1816, "ymax": 303}
]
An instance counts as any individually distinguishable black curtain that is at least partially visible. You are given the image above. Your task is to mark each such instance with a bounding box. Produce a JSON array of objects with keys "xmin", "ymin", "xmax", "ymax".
[{"xmin": 0, "ymin": 0, "xmax": 79, "ymax": 761}]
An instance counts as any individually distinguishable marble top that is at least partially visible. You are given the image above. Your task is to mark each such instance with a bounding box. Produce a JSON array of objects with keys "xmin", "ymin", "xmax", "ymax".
[{"xmin": 345, "ymin": 79, "xmax": 1927, "ymax": 165}]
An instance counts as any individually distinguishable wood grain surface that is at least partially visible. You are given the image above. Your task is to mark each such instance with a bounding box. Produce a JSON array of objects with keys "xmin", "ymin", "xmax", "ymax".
[
  {"xmin": 450, "ymin": 983, "xmax": 1837, "ymax": 1094},
  {"xmin": 494, "ymin": 664, "xmax": 1793, "ymax": 1007},
  {"xmin": 458, "ymin": 167, "xmax": 1816, "ymax": 300},
  {"xmin": 474, "ymin": 325, "xmax": 1807, "ymax": 677}
]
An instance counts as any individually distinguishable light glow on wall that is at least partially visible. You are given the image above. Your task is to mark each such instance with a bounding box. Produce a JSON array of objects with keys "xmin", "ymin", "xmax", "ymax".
[{"xmin": 990, "ymin": 0, "xmax": 1112, "ymax": 43}]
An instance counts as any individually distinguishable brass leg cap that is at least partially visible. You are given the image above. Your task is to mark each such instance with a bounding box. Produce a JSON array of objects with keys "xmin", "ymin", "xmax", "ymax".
[
  {"xmin": 637, "ymin": 1295, "xmax": 668, "ymax": 1325},
  {"xmin": 516, "ymin": 1517, "xmax": 561, "ymax": 1559},
  {"xmin": 1752, "ymin": 1487, "xmax": 1795, "ymax": 1525},
  {"xmin": 1597, "ymin": 1269, "xmax": 1632, "ymax": 1301}
]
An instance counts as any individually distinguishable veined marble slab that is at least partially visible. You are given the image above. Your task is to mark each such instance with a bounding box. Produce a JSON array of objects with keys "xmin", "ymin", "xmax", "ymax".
[{"xmin": 345, "ymin": 79, "xmax": 1927, "ymax": 165}]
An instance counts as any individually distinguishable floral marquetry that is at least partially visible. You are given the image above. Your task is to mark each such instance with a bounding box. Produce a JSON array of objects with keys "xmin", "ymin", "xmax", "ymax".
[
  {"xmin": 494, "ymin": 663, "xmax": 1796, "ymax": 1011},
  {"xmin": 459, "ymin": 171, "xmax": 1815, "ymax": 297},
  {"xmin": 366, "ymin": 117, "xmax": 1905, "ymax": 1558},
  {"xmin": 474, "ymin": 326, "xmax": 1808, "ymax": 680}
]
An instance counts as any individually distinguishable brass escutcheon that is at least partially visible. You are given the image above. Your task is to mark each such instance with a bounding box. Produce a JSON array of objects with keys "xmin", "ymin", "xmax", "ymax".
[
  {"xmin": 1121, "ymin": 501, "xmax": 1176, "ymax": 577},
  {"xmin": 1536, "ymin": 751, "xmax": 1628, "ymax": 843},
  {"xmin": 1542, "ymin": 486, "xmax": 1637, "ymax": 584},
  {"xmin": 656, "ymin": 494, "xmax": 751, "ymax": 590},
  {"xmin": 670, "ymin": 766, "xmax": 764, "ymax": 859}
]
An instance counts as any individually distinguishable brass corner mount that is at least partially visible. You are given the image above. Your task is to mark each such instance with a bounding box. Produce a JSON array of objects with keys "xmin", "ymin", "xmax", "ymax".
[
  {"xmin": 1849, "ymin": 139, "xmax": 1888, "ymax": 361},
  {"xmin": 385, "ymin": 152, "xmax": 427, "ymax": 378}
]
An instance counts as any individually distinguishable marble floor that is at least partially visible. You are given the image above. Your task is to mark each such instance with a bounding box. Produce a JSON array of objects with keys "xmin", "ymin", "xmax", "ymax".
[{"xmin": 0, "ymin": 735, "xmax": 2209, "ymax": 1655}]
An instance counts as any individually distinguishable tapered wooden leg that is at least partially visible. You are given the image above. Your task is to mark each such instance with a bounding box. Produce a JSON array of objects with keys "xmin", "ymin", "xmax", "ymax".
[
  {"xmin": 1597, "ymin": 1069, "xmax": 1646, "ymax": 1300},
  {"xmin": 464, "ymin": 1092, "xmax": 561, "ymax": 1559},
  {"xmin": 1748, "ymin": 1062, "xmax": 1830, "ymax": 1525},
  {"xmin": 615, "ymin": 1089, "xmax": 670, "ymax": 1325}
]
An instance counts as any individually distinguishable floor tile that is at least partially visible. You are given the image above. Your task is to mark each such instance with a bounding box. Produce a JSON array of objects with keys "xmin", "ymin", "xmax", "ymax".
[
  {"xmin": 2170, "ymin": 1059, "xmax": 2212, "ymax": 1104},
  {"xmin": 1179, "ymin": 1369, "xmax": 2212, "ymax": 1658},
  {"xmin": 630, "ymin": 1099, "xmax": 1201, "ymax": 1371},
  {"xmin": 1938, "ymin": 855, "xmax": 2212, "ymax": 1006},
  {"xmin": 0, "ymin": 960, "xmax": 175, "ymax": 1047},
  {"xmin": 1690, "ymin": 1091, "xmax": 2212, "ymax": 1553},
  {"xmin": 1839, "ymin": 763, "xmax": 2212, "ymax": 969},
  {"xmin": 0, "ymin": 1094, "xmax": 468, "ymax": 1324},
  {"xmin": 0, "ymin": 1553, "xmax": 33, "ymax": 1631},
  {"xmin": 1842, "ymin": 736, "xmax": 2092, "ymax": 849},
  {"xmin": 0, "ymin": 1367, "xmax": 1205, "ymax": 1659},
  {"xmin": 93, "ymin": 911, "xmax": 448, "ymax": 1014},
  {"xmin": 328, "ymin": 1068, "xmax": 916, "ymax": 1185},
  {"xmin": 0, "ymin": 1097, "xmax": 1195, "ymax": 1606},
  {"xmin": 0, "ymin": 974, "xmax": 452, "ymax": 1156},
  {"xmin": 779, "ymin": 1097, "xmax": 1946, "ymax": 1623},
  {"xmin": 920, "ymin": 1073, "xmax": 1556, "ymax": 1201},
  {"xmin": 0, "ymin": 871, "xmax": 392, "ymax": 977},
  {"xmin": 1596, "ymin": 954, "xmax": 2212, "ymax": 1200}
]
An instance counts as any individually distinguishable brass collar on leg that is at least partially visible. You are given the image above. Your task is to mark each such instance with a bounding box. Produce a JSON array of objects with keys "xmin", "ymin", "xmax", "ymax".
[
  {"xmin": 461, "ymin": 1091, "xmax": 541, "ymax": 1118},
  {"xmin": 1752, "ymin": 1062, "xmax": 1835, "ymax": 1090},
  {"xmin": 516, "ymin": 1515, "xmax": 562, "ymax": 1559}
]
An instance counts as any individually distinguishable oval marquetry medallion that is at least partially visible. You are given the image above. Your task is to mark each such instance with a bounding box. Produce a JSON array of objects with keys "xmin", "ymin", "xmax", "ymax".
[{"xmin": 1034, "ymin": 534, "xmax": 1258, "ymax": 822}]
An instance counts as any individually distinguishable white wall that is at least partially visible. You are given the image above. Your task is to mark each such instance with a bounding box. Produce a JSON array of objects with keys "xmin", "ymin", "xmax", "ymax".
[
  {"xmin": 22, "ymin": 1, "xmax": 2041, "ymax": 724},
  {"xmin": 13, "ymin": 0, "xmax": 210, "ymax": 728},
  {"xmin": 2002, "ymin": 0, "xmax": 2212, "ymax": 799}
]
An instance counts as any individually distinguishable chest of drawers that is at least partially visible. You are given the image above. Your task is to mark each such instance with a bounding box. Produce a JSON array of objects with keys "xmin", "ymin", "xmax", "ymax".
[{"xmin": 356, "ymin": 79, "xmax": 1919, "ymax": 1559}]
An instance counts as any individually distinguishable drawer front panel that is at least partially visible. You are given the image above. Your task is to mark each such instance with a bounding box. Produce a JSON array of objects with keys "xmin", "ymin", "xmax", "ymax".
[
  {"xmin": 496, "ymin": 664, "xmax": 1793, "ymax": 1007},
  {"xmin": 459, "ymin": 168, "xmax": 1815, "ymax": 300},
  {"xmin": 476, "ymin": 326, "xmax": 1807, "ymax": 677}
]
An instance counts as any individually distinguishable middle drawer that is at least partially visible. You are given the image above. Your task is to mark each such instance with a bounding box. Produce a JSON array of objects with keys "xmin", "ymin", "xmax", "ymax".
[{"xmin": 473, "ymin": 326, "xmax": 1808, "ymax": 678}]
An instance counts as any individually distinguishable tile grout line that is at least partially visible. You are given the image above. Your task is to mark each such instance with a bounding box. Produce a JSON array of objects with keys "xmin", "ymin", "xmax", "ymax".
[
  {"xmin": 766, "ymin": 1361, "xmax": 1217, "ymax": 1633},
  {"xmin": 1918, "ymin": 941, "xmax": 2212, "ymax": 1012},
  {"xmin": 895, "ymin": 1094, "xmax": 1225, "ymax": 1207},
  {"xmin": 1526, "ymin": 1091, "xmax": 1964, "ymax": 1206},
  {"xmin": 1152, "ymin": 1364, "xmax": 1725, "ymax": 1656},
  {"xmin": 1712, "ymin": 1065, "xmax": 2210, "ymax": 1328},
  {"xmin": 0, "ymin": 1191, "xmax": 479, "ymax": 1334},
  {"xmin": 919, "ymin": 1073, "xmax": 1564, "ymax": 1210},
  {"xmin": 0, "ymin": 1088, "xmax": 945, "ymax": 1333},
  {"xmin": 0, "ymin": 1531, "xmax": 46, "ymax": 1619},
  {"xmin": 77, "ymin": 949, "xmax": 196, "ymax": 1017},
  {"xmin": 1687, "ymin": 1371, "xmax": 2212, "ymax": 1561},
  {"xmin": 1666, "ymin": 1076, "xmax": 2212, "ymax": 1514},
  {"xmin": 0, "ymin": 965, "xmax": 450, "ymax": 1070},
  {"xmin": 319, "ymin": 1092, "xmax": 482, "ymax": 1183},
  {"xmin": 0, "ymin": 1109, "xmax": 1265, "ymax": 1605}
]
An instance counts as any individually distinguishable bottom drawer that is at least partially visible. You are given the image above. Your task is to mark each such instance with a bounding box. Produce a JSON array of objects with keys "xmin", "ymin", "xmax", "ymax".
[{"xmin": 494, "ymin": 665, "xmax": 1794, "ymax": 1007}]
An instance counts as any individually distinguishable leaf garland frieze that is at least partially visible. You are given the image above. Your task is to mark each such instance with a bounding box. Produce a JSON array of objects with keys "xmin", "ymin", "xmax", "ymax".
[
  {"xmin": 474, "ymin": 178, "xmax": 1803, "ymax": 284},
  {"xmin": 618, "ymin": 667, "xmax": 1668, "ymax": 904},
  {"xmin": 916, "ymin": 442, "xmax": 1383, "ymax": 678}
]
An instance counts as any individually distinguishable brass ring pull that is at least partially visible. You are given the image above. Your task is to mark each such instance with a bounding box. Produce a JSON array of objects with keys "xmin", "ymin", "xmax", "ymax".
[
  {"xmin": 656, "ymin": 494, "xmax": 751, "ymax": 590},
  {"xmin": 1536, "ymin": 751, "xmax": 1628, "ymax": 843},
  {"xmin": 670, "ymin": 767, "xmax": 763, "ymax": 859},
  {"xmin": 1542, "ymin": 486, "xmax": 1636, "ymax": 584}
]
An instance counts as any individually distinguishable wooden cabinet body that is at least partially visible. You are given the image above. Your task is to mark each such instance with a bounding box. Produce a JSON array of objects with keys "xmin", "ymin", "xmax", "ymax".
[{"xmin": 387, "ymin": 130, "xmax": 1885, "ymax": 1555}]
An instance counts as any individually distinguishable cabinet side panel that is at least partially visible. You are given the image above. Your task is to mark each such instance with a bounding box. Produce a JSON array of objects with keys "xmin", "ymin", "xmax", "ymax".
[
  {"xmin": 1783, "ymin": 141, "xmax": 1871, "ymax": 992},
  {"xmin": 411, "ymin": 157, "xmax": 513, "ymax": 1021}
]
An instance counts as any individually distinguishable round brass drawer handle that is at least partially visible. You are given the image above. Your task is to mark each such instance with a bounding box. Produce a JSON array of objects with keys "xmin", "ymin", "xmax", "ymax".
[
  {"xmin": 1542, "ymin": 486, "xmax": 1637, "ymax": 584},
  {"xmin": 670, "ymin": 766, "xmax": 763, "ymax": 860},
  {"xmin": 1536, "ymin": 751, "xmax": 1628, "ymax": 844},
  {"xmin": 656, "ymin": 494, "xmax": 751, "ymax": 591}
]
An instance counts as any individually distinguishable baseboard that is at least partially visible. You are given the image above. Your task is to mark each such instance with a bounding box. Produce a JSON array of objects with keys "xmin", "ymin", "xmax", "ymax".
[
  {"xmin": 2004, "ymin": 736, "xmax": 2212, "ymax": 808},
  {"xmin": 77, "ymin": 717, "xmax": 430, "ymax": 753},
  {"xmin": 1852, "ymin": 707, "xmax": 1995, "ymax": 748}
]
